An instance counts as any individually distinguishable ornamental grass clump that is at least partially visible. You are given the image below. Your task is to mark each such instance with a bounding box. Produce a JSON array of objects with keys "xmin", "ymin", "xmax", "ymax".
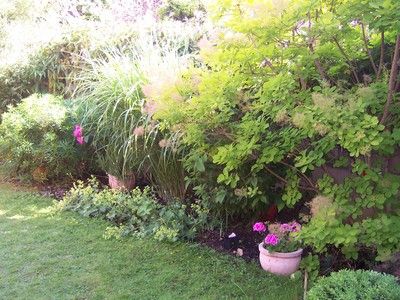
[
  {"xmin": 254, "ymin": 221, "xmax": 302, "ymax": 253},
  {"xmin": 76, "ymin": 49, "xmax": 146, "ymax": 180}
]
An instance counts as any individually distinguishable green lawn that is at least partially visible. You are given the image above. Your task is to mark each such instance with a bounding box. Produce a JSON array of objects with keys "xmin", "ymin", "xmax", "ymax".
[{"xmin": 0, "ymin": 183, "xmax": 302, "ymax": 299}]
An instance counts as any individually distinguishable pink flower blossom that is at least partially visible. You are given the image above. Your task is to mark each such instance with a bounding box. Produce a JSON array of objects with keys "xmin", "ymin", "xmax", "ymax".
[
  {"xmin": 73, "ymin": 125, "xmax": 85, "ymax": 144},
  {"xmin": 73, "ymin": 125, "xmax": 83, "ymax": 138},
  {"xmin": 280, "ymin": 223, "xmax": 291, "ymax": 232},
  {"xmin": 264, "ymin": 233, "xmax": 280, "ymax": 246},
  {"xmin": 76, "ymin": 136, "xmax": 85, "ymax": 145},
  {"xmin": 253, "ymin": 222, "xmax": 266, "ymax": 232},
  {"xmin": 197, "ymin": 36, "xmax": 212, "ymax": 50},
  {"xmin": 142, "ymin": 84, "xmax": 153, "ymax": 98},
  {"xmin": 133, "ymin": 126, "xmax": 145, "ymax": 137}
]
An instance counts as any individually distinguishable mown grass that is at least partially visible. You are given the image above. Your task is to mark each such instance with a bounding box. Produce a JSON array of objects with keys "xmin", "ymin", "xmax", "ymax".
[{"xmin": 0, "ymin": 183, "xmax": 302, "ymax": 299}]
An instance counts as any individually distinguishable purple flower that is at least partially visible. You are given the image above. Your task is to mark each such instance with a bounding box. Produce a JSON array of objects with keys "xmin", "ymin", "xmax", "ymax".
[
  {"xmin": 73, "ymin": 125, "xmax": 83, "ymax": 138},
  {"xmin": 350, "ymin": 19, "xmax": 359, "ymax": 27},
  {"xmin": 253, "ymin": 222, "xmax": 266, "ymax": 232},
  {"xmin": 264, "ymin": 233, "xmax": 280, "ymax": 246},
  {"xmin": 76, "ymin": 136, "xmax": 85, "ymax": 145},
  {"xmin": 73, "ymin": 125, "xmax": 85, "ymax": 145},
  {"xmin": 280, "ymin": 223, "xmax": 291, "ymax": 232}
]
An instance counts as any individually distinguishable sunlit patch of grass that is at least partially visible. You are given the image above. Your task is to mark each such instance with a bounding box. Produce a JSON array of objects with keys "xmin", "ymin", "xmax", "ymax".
[{"xmin": 7, "ymin": 214, "xmax": 30, "ymax": 220}]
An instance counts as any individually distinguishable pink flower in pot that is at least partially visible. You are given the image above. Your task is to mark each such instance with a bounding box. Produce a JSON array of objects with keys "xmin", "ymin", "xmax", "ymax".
[
  {"xmin": 257, "ymin": 221, "xmax": 303, "ymax": 276},
  {"xmin": 253, "ymin": 222, "xmax": 267, "ymax": 232},
  {"xmin": 264, "ymin": 233, "xmax": 280, "ymax": 245}
]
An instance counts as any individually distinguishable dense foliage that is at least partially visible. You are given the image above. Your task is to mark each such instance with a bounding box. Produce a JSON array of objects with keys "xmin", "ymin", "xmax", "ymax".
[
  {"xmin": 0, "ymin": 94, "xmax": 93, "ymax": 182},
  {"xmin": 308, "ymin": 269, "xmax": 400, "ymax": 300},
  {"xmin": 58, "ymin": 177, "xmax": 210, "ymax": 242},
  {"xmin": 146, "ymin": 0, "xmax": 400, "ymax": 262}
]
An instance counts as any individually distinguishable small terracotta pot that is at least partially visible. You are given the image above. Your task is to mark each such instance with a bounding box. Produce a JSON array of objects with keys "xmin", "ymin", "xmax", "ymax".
[
  {"xmin": 108, "ymin": 173, "xmax": 135, "ymax": 190},
  {"xmin": 258, "ymin": 243, "xmax": 303, "ymax": 276}
]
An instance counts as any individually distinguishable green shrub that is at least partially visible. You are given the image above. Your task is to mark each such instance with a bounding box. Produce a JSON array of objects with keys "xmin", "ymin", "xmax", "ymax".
[
  {"xmin": 58, "ymin": 177, "xmax": 211, "ymax": 241},
  {"xmin": 60, "ymin": 177, "xmax": 160, "ymax": 236},
  {"xmin": 146, "ymin": 0, "xmax": 400, "ymax": 260},
  {"xmin": 158, "ymin": 0, "xmax": 205, "ymax": 21},
  {"xmin": 308, "ymin": 269, "xmax": 400, "ymax": 300},
  {"xmin": 0, "ymin": 93, "xmax": 93, "ymax": 182}
]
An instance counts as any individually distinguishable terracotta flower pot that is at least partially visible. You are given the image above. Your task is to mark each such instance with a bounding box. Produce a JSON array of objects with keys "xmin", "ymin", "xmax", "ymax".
[
  {"xmin": 258, "ymin": 243, "xmax": 303, "ymax": 276},
  {"xmin": 108, "ymin": 173, "xmax": 135, "ymax": 190}
]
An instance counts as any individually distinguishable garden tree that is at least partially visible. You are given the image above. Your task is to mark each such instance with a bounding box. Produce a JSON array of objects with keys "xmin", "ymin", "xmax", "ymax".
[{"xmin": 149, "ymin": 0, "xmax": 400, "ymax": 261}]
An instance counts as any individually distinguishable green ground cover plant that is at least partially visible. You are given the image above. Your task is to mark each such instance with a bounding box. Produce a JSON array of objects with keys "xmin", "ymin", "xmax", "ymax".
[
  {"xmin": 0, "ymin": 183, "xmax": 302, "ymax": 299},
  {"xmin": 57, "ymin": 177, "xmax": 211, "ymax": 241}
]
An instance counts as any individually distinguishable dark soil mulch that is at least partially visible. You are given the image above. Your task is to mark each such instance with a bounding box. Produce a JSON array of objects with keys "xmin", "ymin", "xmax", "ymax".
[
  {"xmin": 39, "ymin": 184, "xmax": 70, "ymax": 200},
  {"xmin": 197, "ymin": 228, "xmax": 260, "ymax": 262}
]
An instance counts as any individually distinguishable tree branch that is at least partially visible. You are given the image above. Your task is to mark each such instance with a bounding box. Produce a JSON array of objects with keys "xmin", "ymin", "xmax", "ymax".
[
  {"xmin": 264, "ymin": 166, "xmax": 317, "ymax": 192},
  {"xmin": 377, "ymin": 31, "xmax": 385, "ymax": 79},
  {"xmin": 332, "ymin": 37, "xmax": 360, "ymax": 84},
  {"xmin": 361, "ymin": 22, "xmax": 378, "ymax": 76},
  {"xmin": 279, "ymin": 161, "xmax": 317, "ymax": 190},
  {"xmin": 307, "ymin": 12, "xmax": 331, "ymax": 85},
  {"xmin": 380, "ymin": 34, "xmax": 400, "ymax": 125}
]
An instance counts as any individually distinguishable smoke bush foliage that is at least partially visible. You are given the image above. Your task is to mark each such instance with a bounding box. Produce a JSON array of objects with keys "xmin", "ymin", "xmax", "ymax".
[{"xmin": 147, "ymin": 0, "xmax": 400, "ymax": 261}]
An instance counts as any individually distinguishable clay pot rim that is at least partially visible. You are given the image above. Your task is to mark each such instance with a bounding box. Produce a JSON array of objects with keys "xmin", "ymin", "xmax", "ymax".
[
  {"xmin": 259, "ymin": 242, "xmax": 303, "ymax": 258},
  {"xmin": 107, "ymin": 173, "xmax": 135, "ymax": 180}
]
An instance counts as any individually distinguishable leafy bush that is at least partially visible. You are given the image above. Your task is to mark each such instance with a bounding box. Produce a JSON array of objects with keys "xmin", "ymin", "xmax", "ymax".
[
  {"xmin": 60, "ymin": 177, "xmax": 160, "ymax": 236},
  {"xmin": 0, "ymin": 94, "xmax": 93, "ymax": 182},
  {"xmin": 145, "ymin": 0, "xmax": 400, "ymax": 260},
  {"xmin": 308, "ymin": 269, "xmax": 400, "ymax": 300},
  {"xmin": 58, "ymin": 177, "xmax": 211, "ymax": 241},
  {"xmin": 158, "ymin": 0, "xmax": 205, "ymax": 21}
]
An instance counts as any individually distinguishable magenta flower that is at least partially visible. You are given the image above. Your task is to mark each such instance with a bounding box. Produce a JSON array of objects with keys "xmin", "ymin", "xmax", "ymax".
[
  {"xmin": 76, "ymin": 136, "xmax": 84, "ymax": 145},
  {"xmin": 253, "ymin": 222, "xmax": 267, "ymax": 232},
  {"xmin": 73, "ymin": 125, "xmax": 83, "ymax": 138},
  {"xmin": 264, "ymin": 233, "xmax": 280, "ymax": 246},
  {"xmin": 280, "ymin": 223, "xmax": 291, "ymax": 232},
  {"xmin": 73, "ymin": 124, "xmax": 85, "ymax": 144}
]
